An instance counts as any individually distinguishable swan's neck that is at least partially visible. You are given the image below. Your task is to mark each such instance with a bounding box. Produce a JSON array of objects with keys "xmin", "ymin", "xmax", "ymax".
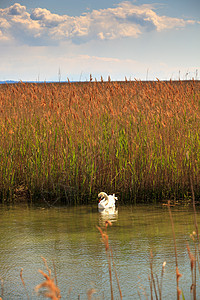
[{"xmin": 104, "ymin": 194, "xmax": 109, "ymax": 201}]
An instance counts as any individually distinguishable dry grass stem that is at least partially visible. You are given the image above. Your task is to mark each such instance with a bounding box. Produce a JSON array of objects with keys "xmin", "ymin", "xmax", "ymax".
[
  {"xmin": 0, "ymin": 276, "xmax": 3, "ymax": 299},
  {"xmin": 168, "ymin": 201, "xmax": 182, "ymax": 300},
  {"xmin": 20, "ymin": 268, "xmax": 29, "ymax": 300},
  {"xmin": 87, "ymin": 288, "xmax": 96, "ymax": 300},
  {"xmin": 186, "ymin": 243, "xmax": 196, "ymax": 298},
  {"xmin": 159, "ymin": 261, "xmax": 166, "ymax": 299},
  {"xmin": 149, "ymin": 251, "xmax": 158, "ymax": 300},
  {"xmin": 137, "ymin": 276, "xmax": 149, "ymax": 300},
  {"xmin": 110, "ymin": 247, "xmax": 123, "ymax": 299},
  {"xmin": 97, "ymin": 220, "xmax": 123, "ymax": 300},
  {"xmin": 35, "ymin": 258, "xmax": 61, "ymax": 300}
]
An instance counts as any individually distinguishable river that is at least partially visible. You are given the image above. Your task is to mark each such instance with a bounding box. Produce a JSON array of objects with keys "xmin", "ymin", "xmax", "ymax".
[{"xmin": 0, "ymin": 203, "xmax": 199, "ymax": 299}]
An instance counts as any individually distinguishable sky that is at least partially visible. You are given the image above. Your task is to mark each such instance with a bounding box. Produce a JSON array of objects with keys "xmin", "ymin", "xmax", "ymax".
[{"xmin": 0, "ymin": 0, "xmax": 199, "ymax": 81}]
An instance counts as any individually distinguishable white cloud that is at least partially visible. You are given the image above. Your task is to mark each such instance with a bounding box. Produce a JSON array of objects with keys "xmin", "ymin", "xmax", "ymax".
[
  {"xmin": 6, "ymin": 3, "xmax": 27, "ymax": 16},
  {"xmin": 30, "ymin": 8, "xmax": 66, "ymax": 27},
  {"xmin": 0, "ymin": 2, "xmax": 197, "ymax": 45}
]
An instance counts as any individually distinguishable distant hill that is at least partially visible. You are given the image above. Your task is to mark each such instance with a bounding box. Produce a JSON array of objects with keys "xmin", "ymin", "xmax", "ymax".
[
  {"xmin": 0, "ymin": 80, "xmax": 18, "ymax": 84},
  {"xmin": 0, "ymin": 79, "xmax": 199, "ymax": 85},
  {"xmin": 0, "ymin": 80, "xmax": 73, "ymax": 84}
]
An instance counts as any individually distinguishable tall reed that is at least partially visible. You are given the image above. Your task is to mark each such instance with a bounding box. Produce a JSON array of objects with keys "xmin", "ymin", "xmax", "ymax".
[
  {"xmin": 0, "ymin": 80, "xmax": 200, "ymax": 203},
  {"xmin": 97, "ymin": 221, "xmax": 122, "ymax": 299}
]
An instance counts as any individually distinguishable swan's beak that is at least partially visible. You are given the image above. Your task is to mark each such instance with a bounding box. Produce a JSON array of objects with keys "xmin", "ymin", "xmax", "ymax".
[{"xmin": 98, "ymin": 196, "xmax": 103, "ymax": 202}]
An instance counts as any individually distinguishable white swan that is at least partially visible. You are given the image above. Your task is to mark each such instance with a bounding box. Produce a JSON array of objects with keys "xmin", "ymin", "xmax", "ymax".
[{"xmin": 98, "ymin": 192, "xmax": 118, "ymax": 210}]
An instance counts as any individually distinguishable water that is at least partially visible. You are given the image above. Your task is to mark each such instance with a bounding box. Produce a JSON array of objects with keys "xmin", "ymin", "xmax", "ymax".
[{"xmin": 0, "ymin": 203, "xmax": 199, "ymax": 299}]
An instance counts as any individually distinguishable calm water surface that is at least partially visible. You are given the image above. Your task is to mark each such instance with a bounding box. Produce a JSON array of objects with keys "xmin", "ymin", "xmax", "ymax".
[{"xmin": 0, "ymin": 203, "xmax": 199, "ymax": 299}]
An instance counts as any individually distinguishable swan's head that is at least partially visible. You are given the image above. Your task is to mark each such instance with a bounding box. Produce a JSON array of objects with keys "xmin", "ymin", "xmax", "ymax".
[{"xmin": 98, "ymin": 192, "xmax": 108, "ymax": 202}]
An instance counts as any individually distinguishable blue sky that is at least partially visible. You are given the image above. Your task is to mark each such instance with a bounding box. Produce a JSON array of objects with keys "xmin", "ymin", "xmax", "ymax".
[{"xmin": 0, "ymin": 0, "xmax": 199, "ymax": 81}]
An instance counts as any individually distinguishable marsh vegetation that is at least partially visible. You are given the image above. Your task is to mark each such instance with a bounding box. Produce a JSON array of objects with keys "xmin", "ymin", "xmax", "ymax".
[{"xmin": 0, "ymin": 79, "xmax": 200, "ymax": 203}]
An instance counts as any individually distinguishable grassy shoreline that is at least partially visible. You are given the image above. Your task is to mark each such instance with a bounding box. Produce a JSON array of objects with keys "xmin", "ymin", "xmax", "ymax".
[{"xmin": 0, "ymin": 80, "xmax": 200, "ymax": 204}]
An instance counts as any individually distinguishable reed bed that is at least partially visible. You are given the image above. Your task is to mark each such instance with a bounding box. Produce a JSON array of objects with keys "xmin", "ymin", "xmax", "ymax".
[{"xmin": 0, "ymin": 79, "xmax": 200, "ymax": 203}]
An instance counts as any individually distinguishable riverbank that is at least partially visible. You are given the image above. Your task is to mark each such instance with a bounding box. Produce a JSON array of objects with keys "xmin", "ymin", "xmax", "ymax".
[{"xmin": 0, "ymin": 80, "xmax": 200, "ymax": 204}]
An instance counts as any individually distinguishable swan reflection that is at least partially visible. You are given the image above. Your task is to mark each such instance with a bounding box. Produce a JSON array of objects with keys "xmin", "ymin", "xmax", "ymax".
[{"xmin": 98, "ymin": 207, "xmax": 118, "ymax": 225}]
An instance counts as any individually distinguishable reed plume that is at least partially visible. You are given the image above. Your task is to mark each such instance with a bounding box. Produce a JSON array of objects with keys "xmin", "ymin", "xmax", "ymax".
[{"xmin": 35, "ymin": 257, "xmax": 61, "ymax": 299}]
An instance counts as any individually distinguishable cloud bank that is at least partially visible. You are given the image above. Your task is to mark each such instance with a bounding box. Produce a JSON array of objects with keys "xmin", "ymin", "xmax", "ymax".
[{"xmin": 0, "ymin": 2, "xmax": 196, "ymax": 45}]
